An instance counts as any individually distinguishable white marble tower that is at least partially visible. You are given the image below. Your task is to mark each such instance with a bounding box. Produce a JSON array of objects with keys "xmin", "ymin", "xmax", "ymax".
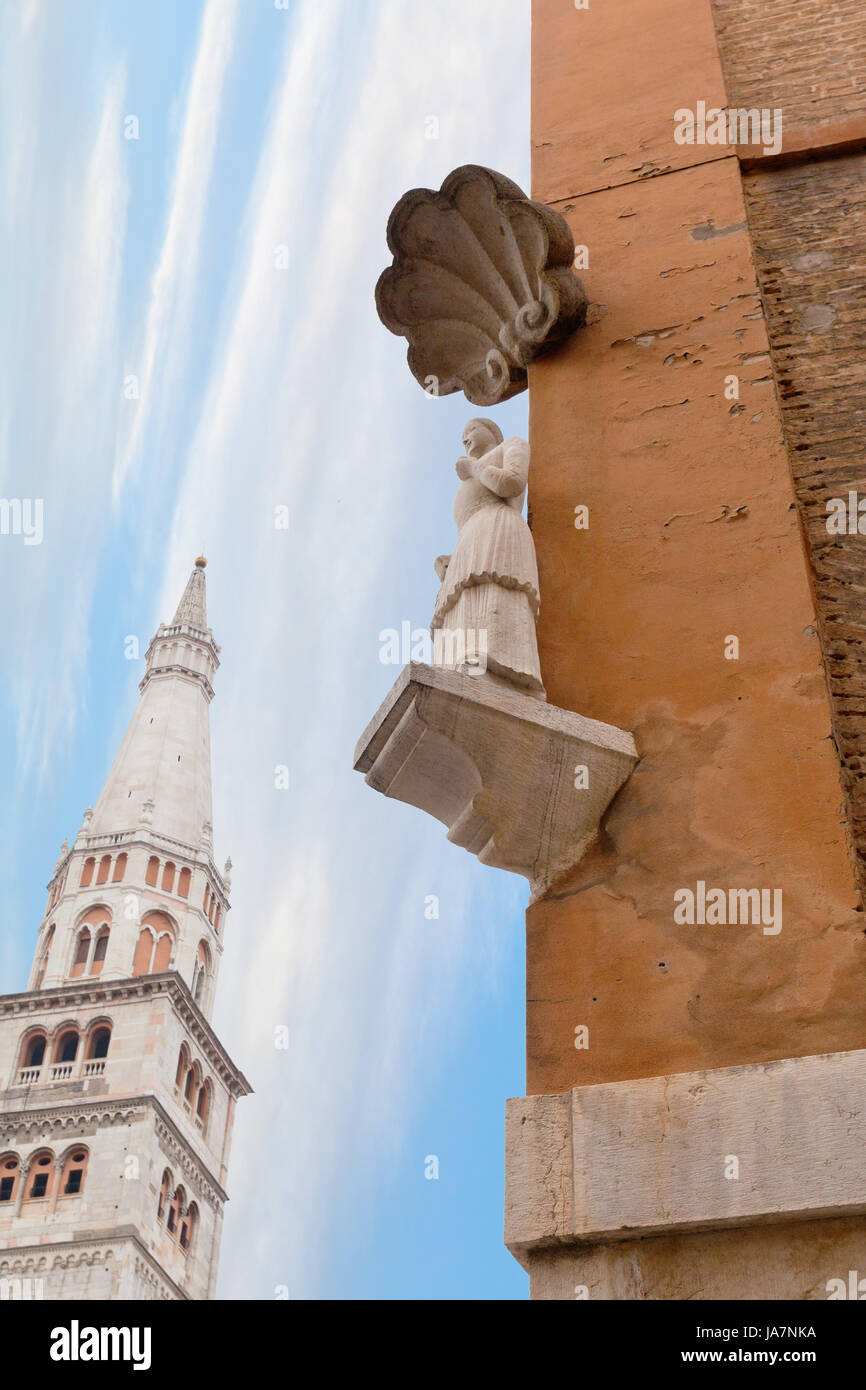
[{"xmin": 0, "ymin": 559, "xmax": 250, "ymax": 1300}]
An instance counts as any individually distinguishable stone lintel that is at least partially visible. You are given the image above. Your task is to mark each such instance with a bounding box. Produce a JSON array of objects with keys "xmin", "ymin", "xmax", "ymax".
[
  {"xmin": 505, "ymin": 1049, "xmax": 866, "ymax": 1266},
  {"xmin": 354, "ymin": 662, "xmax": 637, "ymax": 897}
]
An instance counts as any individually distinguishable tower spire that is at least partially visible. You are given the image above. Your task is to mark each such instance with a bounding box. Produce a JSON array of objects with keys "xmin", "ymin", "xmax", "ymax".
[
  {"xmin": 86, "ymin": 560, "xmax": 221, "ymax": 847},
  {"xmin": 1, "ymin": 559, "xmax": 249, "ymax": 1301},
  {"xmin": 172, "ymin": 555, "xmax": 208, "ymax": 629}
]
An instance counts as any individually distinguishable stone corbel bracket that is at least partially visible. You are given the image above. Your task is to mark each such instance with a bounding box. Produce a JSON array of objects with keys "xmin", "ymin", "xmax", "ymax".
[
  {"xmin": 375, "ymin": 165, "xmax": 588, "ymax": 406},
  {"xmin": 353, "ymin": 663, "xmax": 637, "ymax": 899}
]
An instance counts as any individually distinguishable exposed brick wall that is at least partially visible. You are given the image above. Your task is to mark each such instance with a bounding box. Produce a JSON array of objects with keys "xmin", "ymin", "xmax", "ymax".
[
  {"xmin": 710, "ymin": 0, "xmax": 866, "ymax": 897},
  {"xmin": 741, "ymin": 151, "xmax": 866, "ymax": 899},
  {"xmin": 711, "ymin": 0, "xmax": 866, "ymax": 132}
]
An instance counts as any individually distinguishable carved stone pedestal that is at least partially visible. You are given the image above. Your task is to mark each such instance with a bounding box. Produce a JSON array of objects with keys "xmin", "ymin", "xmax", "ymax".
[{"xmin": 354, "ymin": 662, "xmax": 637, "ymax": 898}]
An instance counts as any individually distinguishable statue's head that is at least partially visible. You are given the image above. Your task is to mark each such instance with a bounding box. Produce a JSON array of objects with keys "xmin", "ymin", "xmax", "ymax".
[{"xmin": 462, "ymin": 417, "xmax": 503, "ymax": 459}]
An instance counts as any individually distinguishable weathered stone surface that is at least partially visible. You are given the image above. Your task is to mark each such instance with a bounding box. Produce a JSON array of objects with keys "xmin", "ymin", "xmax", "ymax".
[
  {"xmin": 376, "ymin": 165, "xmax": 586, "ymax": 405},
  {"xmin": 532, "ymin": 0, "xmax": 728, "ymax": 203},
  {"xmin": 525, "ymin": 0, "xmax": 865, "ymax": 1100},
  {"xmin": 527, "ymin": 1214, "xmax": 866, "ymax": 1300},
  {"xmin": 506, "ymin": 1049, "xmax": 866, "ymax": 1259},
  {"xmin": 502, "ymin": 1091, "xmax": 572, "ymax": 1255},
  {"xmin": 354, "ymin": 662, "xmax": 637, "ymax": 898},
  {"xmin": 517, "ymin": 0, "xmax": 866, "ymax": 1303}
]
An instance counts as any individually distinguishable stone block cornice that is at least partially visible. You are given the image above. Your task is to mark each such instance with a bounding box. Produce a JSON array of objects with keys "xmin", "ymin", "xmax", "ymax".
[
  {"xmin": 505, "ymin": 1049, "xmax": 866, "ymax": 1265},
  {"xmin": 0, "ymin": 1093, "xmax": 229, "ymax": 1209},
  {"xmin": 139, "ymin": 663, "xmax": 216, "ymax": 703},
  {"xmin": 46, "ymin": 831, "xmax": 232, "ymax": 905},
  {"xmin": 0, "ymin": 1231, "xmax": 187, "ymax": 1299},
  {"xmin": 0, "ymin": 973, "xmax": 251, "ymax": 1098}
]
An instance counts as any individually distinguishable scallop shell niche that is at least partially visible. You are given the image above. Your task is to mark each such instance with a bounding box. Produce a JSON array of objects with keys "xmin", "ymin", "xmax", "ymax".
[{"xmin": 375, "ymin": 165, "xmax": 587, "ymax": 406}]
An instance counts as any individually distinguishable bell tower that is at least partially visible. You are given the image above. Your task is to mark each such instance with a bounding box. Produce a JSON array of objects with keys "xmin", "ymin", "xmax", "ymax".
[{"xmin": 0, "ymin": 560, "xmax": 250, "ymax": 1300}]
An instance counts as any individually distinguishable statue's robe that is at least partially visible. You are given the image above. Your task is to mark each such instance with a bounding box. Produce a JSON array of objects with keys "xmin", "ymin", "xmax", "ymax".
[{"xmin": 431, "ymin": 436, "xmax": 545, "ymax": 695}]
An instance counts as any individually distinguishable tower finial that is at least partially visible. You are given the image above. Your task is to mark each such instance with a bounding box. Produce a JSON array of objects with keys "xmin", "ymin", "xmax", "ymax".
[{"xmin": 170, "ymin": 562, "xmax": 208, "ymax": 629}]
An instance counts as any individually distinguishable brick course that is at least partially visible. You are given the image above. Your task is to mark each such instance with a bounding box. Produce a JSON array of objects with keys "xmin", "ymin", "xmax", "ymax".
[{"xmin": 712, "ymin": 0, "xmax": 866, "ymax": 132}]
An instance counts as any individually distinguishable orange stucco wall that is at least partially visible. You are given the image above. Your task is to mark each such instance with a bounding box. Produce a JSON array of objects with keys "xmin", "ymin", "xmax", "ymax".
[{"xmin": 526, "ymin": 0, "xmax": 866, "ymax": 1093}]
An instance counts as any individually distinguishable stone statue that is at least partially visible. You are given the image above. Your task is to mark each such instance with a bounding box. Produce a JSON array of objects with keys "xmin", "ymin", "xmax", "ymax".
[{"xmin": 432, "ymin": 418, "xmax": 545, "ymax": 698}]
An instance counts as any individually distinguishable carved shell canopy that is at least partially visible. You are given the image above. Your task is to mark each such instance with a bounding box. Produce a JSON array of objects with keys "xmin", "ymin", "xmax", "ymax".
[{"xmin": 375, "ymin": 165, "xmax": 587, "ymax": 406}]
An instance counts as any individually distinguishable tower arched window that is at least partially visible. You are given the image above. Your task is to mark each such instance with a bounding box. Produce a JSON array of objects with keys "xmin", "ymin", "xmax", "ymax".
[
  {"xmin": 184, "ymin": 1061, "xmax": 202, "ymax": 1112},
  {"xmin": 145, "ymin": 856, "xmax": 160, "ymax": 887},
  {"xmin": 80, "ymin": 857, "xmax": 95, "ymax": 888},
  {"xmin": 175, "ymin": 1044, "xmax": 190, "ymax": 1093},
  {"xmin": 19, "ymin": 1032, "xmax": 46, "ymax": 1070},
  {"xmin": 112, "ymin": 852, "xmax": 127, "ymax": 882},
  {"xmin": 23, "ymin": 1151, "xmax": 54, "ymax": 1201},
  {"xmin": 132, "ymin": 912, "xmax": 176, "ymax": 976},
  {"xmin": 60, "ymin": 1148, "xmax": 88, "ymax": 1196},
  {"xmin": 192, "ymin": 940, "xmax": 211, "ymax": 1005},
  {"xmin": 88, "ymin": 1025, "xmax": 111, "ymax": 1060},
  {"xmin": 34, "ymin": 924, "xmax": 54, "ymax": 988},
  {"xmin": 96, "ymin": 855, "xmax": 111, "ymax": 885},
  {"xmin": 70, "ymin": 908, "xmax": 112, "ymax": 979},
  {"xmin": 0, "ymin": 1155, "xmax": 20, "ymax": 1204},
  {"xmin": 70, "ymin": 928, "xmax": 91, "ymax": 978},
  {"xmin": 196, "ymin": 1079, "xmax": 211, "ymax": 1134},
  {"xmin": 157, "ymin": 1168, "xmax": 172, "ymax": 1221},
  {"xmin": 162, "ymin": 861, "xmax": 176, "ymax": 892},
  {"xmin": 179, "ymin": 1201, "xmax": 198, "ymax": 1254},
  {"xmin": 178, "ymin": 867, "xmax": 191, "ymax": 898},
  {"xmin": 54, "ymin": 1029, "xmax": 79, "ymax": 1064},
  {"xmin": 166, "ymin": 1184, "xmax": 184, "ymax": 1236},
  {"xmin": 153, "ymin": 932, "xmax": 173, "ymax": 971},
  {"xmin": 91, "ymin": 929, "xmax": 109, "ymax": 975},
  {"xmin": 132, "ymin": 929, "xmax": 153, "ymax": 976}
]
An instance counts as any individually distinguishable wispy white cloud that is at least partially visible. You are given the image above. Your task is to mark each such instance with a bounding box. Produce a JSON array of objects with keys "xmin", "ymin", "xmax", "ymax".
[
  {"xmin": 113, "ymin": 0, "xmax": 240, "ymax": 499},
  {"xmin": 1, "ymin": 0, "xmax": 530, "ymax": 1298},
  {"xmin": 2, "ymin": 59, "xmax": 130, "ymax": 784},
  {"xmin": 17, "ymin": 0, "xmax": 41, "ymax": 38},
  {"xmin": 57, "ymin": 63, "xmax": 130, "ymax": 420},
  {"xmin": 0, "ymin": 0, "xmax": 46, "ymax": 233},
  {"xmin": 152, "ymin": 0, "xmax": 530, "ymax": 1296}
]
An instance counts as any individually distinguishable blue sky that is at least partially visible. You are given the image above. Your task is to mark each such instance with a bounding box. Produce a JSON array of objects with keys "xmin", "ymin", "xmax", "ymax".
[{"xmin": 0, "ymin": 0, "xmax": 531, "ymax": 1298}]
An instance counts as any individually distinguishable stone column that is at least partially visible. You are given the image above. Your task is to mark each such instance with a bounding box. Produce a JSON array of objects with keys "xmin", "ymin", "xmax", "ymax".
[{"xmin": 13, "ymin": 1163, "xmax": 29, "ymax": 1218}]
